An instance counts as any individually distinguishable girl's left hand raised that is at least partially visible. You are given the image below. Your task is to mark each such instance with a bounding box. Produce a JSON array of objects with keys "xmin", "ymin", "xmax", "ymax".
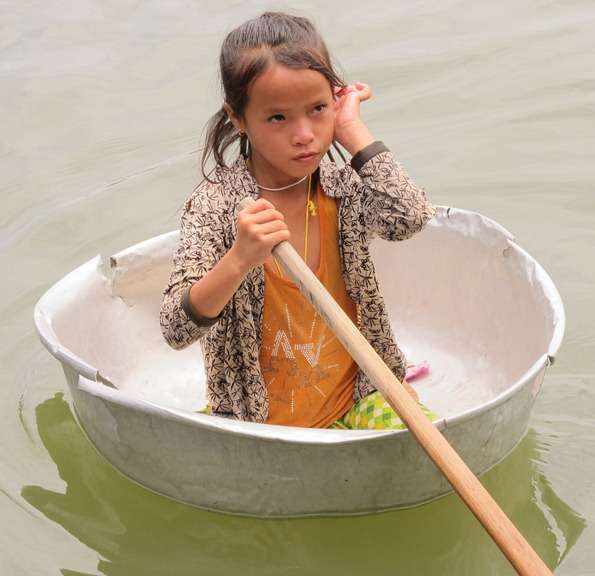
[{"xmin": 333, "ymin": 82, "xmax": 375, "ymax": 155}]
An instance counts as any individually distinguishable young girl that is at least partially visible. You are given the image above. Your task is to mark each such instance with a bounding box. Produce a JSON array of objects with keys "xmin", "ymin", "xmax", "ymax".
[{"xmin": 160, "ymin": 11, "xmax": 436, "ymax": 429}]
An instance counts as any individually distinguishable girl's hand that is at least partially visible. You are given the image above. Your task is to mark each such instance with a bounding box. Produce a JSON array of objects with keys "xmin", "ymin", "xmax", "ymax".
[
  {"xmin": 231, "ymin": 199, "xmax": 290, "ymax": 272},
  {"xmin": 333, "ymin": 82, "xmax": 375, "ymax": 154}
]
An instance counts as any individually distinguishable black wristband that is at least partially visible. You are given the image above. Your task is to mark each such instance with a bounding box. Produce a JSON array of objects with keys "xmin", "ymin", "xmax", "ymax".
[
  {"xmin": 181, "ymin": 285, "xmax": 223, "ymax": 328},
  {"xmin": 350, "ymin": 140, "xmax": 389, "ymax": 173}
]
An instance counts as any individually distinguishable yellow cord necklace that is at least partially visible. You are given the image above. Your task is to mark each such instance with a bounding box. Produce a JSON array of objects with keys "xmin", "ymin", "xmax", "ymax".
[{"xmin": 272, "ymin": 173, "xmax": 316, "ymax": 278}]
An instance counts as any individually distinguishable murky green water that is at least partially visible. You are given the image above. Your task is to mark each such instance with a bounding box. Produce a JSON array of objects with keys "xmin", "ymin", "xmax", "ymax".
[{"xmin": 2, "ymin": 1, "xmax": 594, "ymax": 574}]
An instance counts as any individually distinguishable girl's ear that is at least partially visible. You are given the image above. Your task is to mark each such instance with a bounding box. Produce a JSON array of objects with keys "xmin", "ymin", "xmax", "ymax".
[
  {"xmin": 223, "ymin": 102, "xmax": 242, "ymax": 132},
  {"xmin": 331, "ymin": 98, "xmax": 339, "ymax": 119},
  {"xmin": 331, "ymin": 88, "xmax": 340, "ymax": 111}
]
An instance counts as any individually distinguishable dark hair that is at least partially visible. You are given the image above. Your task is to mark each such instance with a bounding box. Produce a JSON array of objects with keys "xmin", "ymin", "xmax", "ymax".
[{"xmin": 200, "ymin": 11, "xmax": 347, "ymax": 183}]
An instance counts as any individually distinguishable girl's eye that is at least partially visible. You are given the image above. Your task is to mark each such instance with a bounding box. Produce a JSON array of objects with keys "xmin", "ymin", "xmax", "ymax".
[{"xmin": 267, "ymin": 104, "xmax": 327, "ymax": 123}]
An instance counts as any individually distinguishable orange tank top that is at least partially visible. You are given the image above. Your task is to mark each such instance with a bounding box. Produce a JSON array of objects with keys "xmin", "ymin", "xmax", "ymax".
[{"xmin": 260, "ymin": 179, "xmax": 358, "ymax": 427}]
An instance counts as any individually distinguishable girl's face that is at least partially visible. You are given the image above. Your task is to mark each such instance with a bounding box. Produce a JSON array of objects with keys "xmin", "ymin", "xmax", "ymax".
[{"xmin": 226, "ymin": 64, "xmax": 336, "ymax": 184}]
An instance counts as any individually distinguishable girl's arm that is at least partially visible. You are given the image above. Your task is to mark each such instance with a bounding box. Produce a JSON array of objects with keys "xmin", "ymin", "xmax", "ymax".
[
  {"xmin": 351, "ymin": 144, "xmax": 436, "ymax": 242},
  {"xmin": 333, "ymin": 83, "xmax": 435, "ymax": 242},
  {"xmin": 184, "ymin": 199, "xmax": 288, "ymax": 318},
  {"xmin": 335, "ymin": 82, "xmax": 435, "ymax": 240},
  {"xmin": 160, "ymin": 194, "xmax": 288, "ymax": 350}
]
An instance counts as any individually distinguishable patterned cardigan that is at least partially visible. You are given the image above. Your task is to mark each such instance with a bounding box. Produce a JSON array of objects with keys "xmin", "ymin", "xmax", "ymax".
[{"xmin": 159, "ymin": 142, "xmax": 436, "ymax": 423}]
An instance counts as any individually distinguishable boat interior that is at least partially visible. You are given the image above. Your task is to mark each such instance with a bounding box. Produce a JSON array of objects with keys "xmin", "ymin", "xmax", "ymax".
[{"xmin": 39, "ymin": 206, "xmax": 564, "ymax": 423}]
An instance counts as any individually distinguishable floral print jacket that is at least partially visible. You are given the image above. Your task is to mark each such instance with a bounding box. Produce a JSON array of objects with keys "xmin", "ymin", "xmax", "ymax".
[{"xmin": 159, "ymin": 142, "xmax": 436, "ymax": 423}]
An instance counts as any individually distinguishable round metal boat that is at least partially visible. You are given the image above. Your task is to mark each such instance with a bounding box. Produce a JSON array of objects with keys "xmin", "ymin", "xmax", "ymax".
[{"xmin": 33, "ymin": 205, "xmax": 565, "ymax": 517}]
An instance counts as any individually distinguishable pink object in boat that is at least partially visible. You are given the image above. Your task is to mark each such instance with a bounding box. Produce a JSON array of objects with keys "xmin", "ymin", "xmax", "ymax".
[{"xmin": 405, "ymin": 361, "xmax": 430, "ymax": 382}]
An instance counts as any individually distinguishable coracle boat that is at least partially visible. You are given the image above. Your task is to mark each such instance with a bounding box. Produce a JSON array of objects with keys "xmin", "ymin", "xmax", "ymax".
[{"xmin": 33, "ymin": 205, "xmax": 565, "ymax": 517}]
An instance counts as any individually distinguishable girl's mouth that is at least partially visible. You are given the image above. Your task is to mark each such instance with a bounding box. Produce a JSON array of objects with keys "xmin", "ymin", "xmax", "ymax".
[{"xmin": 293, "ymin": 152, "xmax": 318, "ymax": 163}]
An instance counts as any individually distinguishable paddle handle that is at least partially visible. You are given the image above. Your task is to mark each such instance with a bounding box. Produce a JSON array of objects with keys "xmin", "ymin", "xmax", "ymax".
[{"xmin": 238, "ymin": 197, "xmax": 553, "ymax": 576}]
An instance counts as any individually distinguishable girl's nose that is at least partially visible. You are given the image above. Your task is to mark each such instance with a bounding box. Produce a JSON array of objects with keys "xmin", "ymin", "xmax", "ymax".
[{"xmin": 292, "ymin": 119, "xmax": 315, "ymax": 146}]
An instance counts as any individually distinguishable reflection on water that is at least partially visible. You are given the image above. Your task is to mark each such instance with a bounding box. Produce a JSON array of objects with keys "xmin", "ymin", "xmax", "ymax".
[{"xmin": 23, "ymin": 394, "xmax": 585, "ymax": 576}]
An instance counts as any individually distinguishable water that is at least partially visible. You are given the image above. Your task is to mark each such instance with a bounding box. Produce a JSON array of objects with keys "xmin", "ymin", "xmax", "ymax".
[{"xmin": 2, "ymin": 1, "xmax": 594, "ymax": 574}]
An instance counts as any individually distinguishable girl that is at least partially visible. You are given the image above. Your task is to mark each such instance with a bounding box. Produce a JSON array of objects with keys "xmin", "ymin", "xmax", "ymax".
[{"xmin": 160, "ymin": 11, "xmax": 437, "ymax": 429}]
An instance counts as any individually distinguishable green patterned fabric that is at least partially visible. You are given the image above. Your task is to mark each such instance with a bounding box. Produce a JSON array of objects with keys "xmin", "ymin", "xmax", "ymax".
[
  {"xmin": 198, "ymin": 390, "xmax": 438, "ymax": 430},
  {"xmin": 328, "ymin": 390, "xmax": 438, "ymax": 430}
]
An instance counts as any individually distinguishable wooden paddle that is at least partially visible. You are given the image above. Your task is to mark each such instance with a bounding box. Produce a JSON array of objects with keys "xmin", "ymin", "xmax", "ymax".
[{"xmin": 238, "ymin": 197, "xmax": 553, "ymax": 576}]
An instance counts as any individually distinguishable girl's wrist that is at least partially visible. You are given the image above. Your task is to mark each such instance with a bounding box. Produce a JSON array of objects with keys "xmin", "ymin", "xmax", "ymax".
[
  {"xmin": 350, "ymin": 141, "xmax": 389, "ymax": 173},
  {"xmin": 227, "ymin": 244, "xmax": 253, "ymax": 277},
  {"xmin": 336, "ymin": 121, "xmax": 375, "ymax": 156}
]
